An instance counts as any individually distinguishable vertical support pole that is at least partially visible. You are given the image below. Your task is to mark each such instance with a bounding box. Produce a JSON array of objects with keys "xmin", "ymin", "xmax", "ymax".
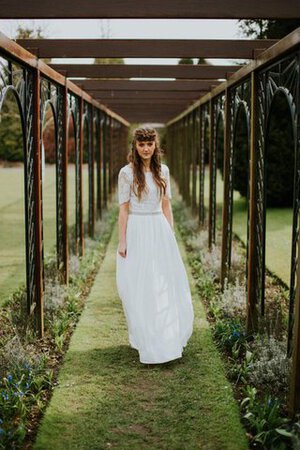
[
  {"xmin": 221, "ymin": 88, "xmax": 231, "ymax": 287},
  {"xmin": 192, "ymin": 109, "xmax": 197, "ymax": 215},
  {"xmin": 186, "ymin": 115, "xmax": 191, "ymax": 206},
  {"xmin": 185, "ymin": 117, "xmax": 189, "ymax": 204},
  {"xmin": 108, "ymin": 116, "xmax": 113, "ymax": 200},
  {"xmin": 199, "ymin": 107, "xmax": 205, "ymax": 226},
  {"xmin": 103, "ymin": 114, "xmax": 107, "ymax": 209},
  {"xmin": 33, "ymin": 67, "xmax": 44, "ymax": 337},
  {"xmin": 62, "ymin": 81, "xmax": 69, "ymax": 284},
  {"xmin": 79, "ymin": 96, "xmax": 84, "ymax": 256},
  {"xmin": 208, "ymin": 98, "xmax": 214, "ymax": 249},
  {"xmin": 246, "ymin": 71, "xmax": 259, "ymax": 334},
  {"xmin": 89, "ymin": 106, "xmax": 95, "ymax": 237},
  {"xmin": 97, "ymin": 110, "xmax": 102, "ymax": 220},
  {"xmin": 289, "ymin": 237, "xmax": 300, "ymax": 416}
]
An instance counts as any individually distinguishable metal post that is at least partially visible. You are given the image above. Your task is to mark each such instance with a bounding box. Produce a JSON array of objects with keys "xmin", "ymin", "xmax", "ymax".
[
  {"xmin": 246, "ymin": 71, "xmax": 259, "ymax": 334},
  {"xmin": 62, "ymin": 82, "xmax": 69, "ymax": 283},
  {"xmin": 79, "ymin": 96, "xmax": 84, "ymax": 256},
  {"xmin": 221, "ymin": 88, "xmax": 231, "ymax": 287},
  {"xmin": 33, "ymin": 67, "xmax": 44, "ymax": 337}
]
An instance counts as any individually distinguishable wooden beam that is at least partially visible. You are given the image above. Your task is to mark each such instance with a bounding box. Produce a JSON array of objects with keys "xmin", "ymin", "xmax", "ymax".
[
  {"xmin": 0, "ymin": 31, "xmax": 129, "ymax": 127},
  {"xmin": 2, "ymin": 0, "xmax": 300, "ymax": 19},
  {"xmin": 73, "ymin": 80, "xmax": 221, "ymax": 91},
  {"xmin": 49, "ymin": 63, "xmax": 242, "ymax": 79},
  {"xmin": 102, "ymin": 99, "xmax": 195, "ymax": 105},
  {"xmin": 91, "ymin": 91, "xmax": 207, "ymax": 99},
  {"xmin": 118, "ymin": 115, "xmax": 172, "ymax": 123},
  {"xmin": 166, "ymin": 27, "xmax": 300, "ymax": 125},
  {"xmin": 16, "ymin": 38, "xmax": 278, "ymax": 59}
]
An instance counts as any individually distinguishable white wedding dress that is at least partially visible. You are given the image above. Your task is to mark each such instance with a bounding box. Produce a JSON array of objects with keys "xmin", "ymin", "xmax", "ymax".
[{"xmin": 115, "ymin": 163, "xmax": 194, "ymax": 364}]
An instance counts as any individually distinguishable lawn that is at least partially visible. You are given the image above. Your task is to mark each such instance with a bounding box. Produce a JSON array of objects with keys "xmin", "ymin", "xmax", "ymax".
[
  {"xmin": 0, "ymin": 164, "xmax": 90, "ymax": 305},
  {"xmin": 191, "ymin": 166, "xmax": 292, "ymax": 286}
]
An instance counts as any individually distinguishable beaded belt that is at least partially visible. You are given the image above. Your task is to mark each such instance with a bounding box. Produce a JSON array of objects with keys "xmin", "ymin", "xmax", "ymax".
[{"xmin": 128, "ymin": 211, "xmax": 162, "ymax": 215}]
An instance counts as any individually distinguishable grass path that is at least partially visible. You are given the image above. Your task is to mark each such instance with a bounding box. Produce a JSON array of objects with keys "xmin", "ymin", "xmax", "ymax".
[{"xmin": 33, "ymin": 220, "xmax": 248, "ymax": 450}]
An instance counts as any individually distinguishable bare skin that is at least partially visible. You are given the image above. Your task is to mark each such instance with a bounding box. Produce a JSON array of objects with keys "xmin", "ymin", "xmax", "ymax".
[{"xmin": 117, "ymin": 140, "xmax": 174, "ymax": 258}]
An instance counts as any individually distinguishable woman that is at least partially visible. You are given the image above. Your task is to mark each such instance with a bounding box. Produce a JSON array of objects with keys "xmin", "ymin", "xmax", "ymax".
[{"xmin": 116, "ymin": 127, "xmax": 194, "ymax": 364}]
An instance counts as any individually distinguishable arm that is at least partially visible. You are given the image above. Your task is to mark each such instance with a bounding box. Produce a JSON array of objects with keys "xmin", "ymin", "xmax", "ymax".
[
  {"xmin": 162, "ymin": 197, "xmax": 174, "ymax": 232},
  {"xmin": 162, "ymin": 164, "xmax": 174, "ymax": 232},
  {"xmin": 117, "ymin": 168, "xmax": 131, "ymax": 257},
  {"xmin": 118, "ymin": 201, "xmax": 129, "ymax": 258}
]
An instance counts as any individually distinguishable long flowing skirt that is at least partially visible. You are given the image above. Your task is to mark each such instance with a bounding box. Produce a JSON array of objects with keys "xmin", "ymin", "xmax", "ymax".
[{"xmin": 116, "ymin": 212, "xmax": 194, "ymax": 364}]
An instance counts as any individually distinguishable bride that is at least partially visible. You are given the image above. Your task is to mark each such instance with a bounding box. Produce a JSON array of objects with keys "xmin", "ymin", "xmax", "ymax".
[{"xmin": 116, "ymin": 127, "xmax": 194, "ymax": 364}]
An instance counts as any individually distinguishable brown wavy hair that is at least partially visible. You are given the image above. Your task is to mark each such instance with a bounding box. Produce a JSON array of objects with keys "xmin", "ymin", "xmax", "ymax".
[{"xmin": 127, "ymin": 127, "xmax": 167, "ymax": 201}]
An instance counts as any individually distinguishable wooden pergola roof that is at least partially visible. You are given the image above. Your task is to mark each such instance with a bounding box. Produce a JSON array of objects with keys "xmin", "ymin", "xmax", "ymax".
[
  {"xmin": 1, "ymin": 1, "xmax": 300, "ymax": 19},
  {"xmin": 3, "ymin": 2, "xmax": 300, "ymax": 123}
]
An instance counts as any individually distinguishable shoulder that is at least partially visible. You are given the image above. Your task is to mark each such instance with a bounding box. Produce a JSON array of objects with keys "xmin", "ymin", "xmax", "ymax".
[
  {"xmin": 118, "ymin": 164, "xmax": 133, "ymax": 180},
  {"xmin": 161, "ymin": 163, "xmax": 170, "ymax": 175}
]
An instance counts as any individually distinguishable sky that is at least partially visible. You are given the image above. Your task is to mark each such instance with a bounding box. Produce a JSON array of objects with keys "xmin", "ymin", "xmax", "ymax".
[{"xmin": 0, "ymin": 18, "xmax": 247, "ymax": 67}]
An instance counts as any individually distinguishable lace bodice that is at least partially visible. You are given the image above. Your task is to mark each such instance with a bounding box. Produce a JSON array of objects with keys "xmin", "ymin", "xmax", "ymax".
[{"xmin": 117, "ymin": 163, "xmax": 172, "ymax": 213}]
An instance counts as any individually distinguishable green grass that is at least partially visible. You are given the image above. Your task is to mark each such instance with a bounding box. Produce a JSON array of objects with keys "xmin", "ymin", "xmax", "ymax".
[
  {"xmin": 190, "ymin": 166, "xmax": 292, "ymax": 285},
  {"xmin": 0, "ymin": 164, "xmax": 90, "ymax": 305},
  {"xmin": 33, "ymin": 221, "xmax": 248, "ymax": 450}
]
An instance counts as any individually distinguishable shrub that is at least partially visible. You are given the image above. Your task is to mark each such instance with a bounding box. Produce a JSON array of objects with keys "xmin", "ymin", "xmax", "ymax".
[{"xmin": 248, "ymin": 335, "xmax": 290, "ymax": 397}]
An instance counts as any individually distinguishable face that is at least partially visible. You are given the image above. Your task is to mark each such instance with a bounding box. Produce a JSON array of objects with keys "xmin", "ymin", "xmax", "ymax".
[{"xmin": 135, "ymin": 140, "xmax": 156, "ymax": 162}]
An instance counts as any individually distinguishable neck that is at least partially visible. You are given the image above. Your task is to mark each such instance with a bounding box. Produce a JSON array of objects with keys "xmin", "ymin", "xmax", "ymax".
[{"xmin": 142, "ymin": 161, "xmax": 151, "ymax": 171}]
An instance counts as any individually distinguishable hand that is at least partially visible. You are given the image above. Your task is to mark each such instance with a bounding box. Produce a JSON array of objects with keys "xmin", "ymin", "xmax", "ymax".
[{"xmin": 118, "ymin": 241, "xmax": 127, "ymax": 258}]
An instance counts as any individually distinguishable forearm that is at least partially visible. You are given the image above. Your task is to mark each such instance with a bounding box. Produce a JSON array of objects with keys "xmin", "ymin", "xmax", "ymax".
[
  {"xmin": 163, "ymin": 205, "xmax": 174, "ymax": 230},
  {"xmin": 118, "ymin": 209, "xmax": 129, "ymax": 242}
]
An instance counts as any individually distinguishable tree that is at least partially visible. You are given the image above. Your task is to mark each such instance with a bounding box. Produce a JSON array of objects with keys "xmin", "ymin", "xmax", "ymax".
[
  {"xmin": 0, "ymin": 91, "xmax": 23, "ymax": 163},
  {"xmin": 14, "ymin": 24, "xmax": 51, "ymax": 64},
  {"xmin": 197, "ymin": 57, "xmax": 211, "ymax": 65},
  {"xmin": 238, "ymin": 19, "xmax": 300, "ymax": 39},
  {"xmin": 95, "ymin": 19, "xmax": 124, "ymax": 65},
  {"xmin": 178, "ymin": 58, "xmax": 194, "ymax": 64}
]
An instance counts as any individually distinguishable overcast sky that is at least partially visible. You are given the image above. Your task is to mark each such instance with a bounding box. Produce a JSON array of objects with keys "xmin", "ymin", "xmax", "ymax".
[{"xmin": 0, "ymin": 18, "xmax": 246, "ymax": 66}]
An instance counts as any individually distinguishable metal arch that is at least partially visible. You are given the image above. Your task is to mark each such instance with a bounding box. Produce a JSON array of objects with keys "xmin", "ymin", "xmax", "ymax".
[
  {"xmin": 82, "ymin": 102, "xmax": 94, "ymax": 236},
  {"xmin": 200, "ymin": 105, "xmax": 209, "ymax": 226},
  {"xmin": 93, "ymin": 108, "xmax": 102, "ymax": 220},
  {"xmin": 231, "ymin": 100, "xmax": 251, "ymax": 283},
  {"xmin": 0, "ymin": 60, "xmax": 40, "ymax": 320},
  {"xmin": 0, "ymin": 82, "xmax": 30, "ymax": 305},
  {"xmin": 191, "ymin": 106, "xmax": 200, "ymax": 215},
  {"xmin": 221, "ymin": 78, "xmax": 251, "ymax": 285},
  {"xmin": 210, "ymin": 93, "xmax": 225, "ymax": 246},
  {"xmin": 266, "ymin": 86, "xmax": 298, "ymax": 357},
  {"xmin": 67, "ymin": 93, "xmax": 81, "ymax": 254},
  {"xmin": 0, "ymin": 83, "xmax": 26, "ymax": 122},
  {"xmin": 39, "ymin": 80, "xmax": 60, "ymax": 293},
  {"xmin": 254, "ymin": 51, "xmax": 299, "ymax": 354}
]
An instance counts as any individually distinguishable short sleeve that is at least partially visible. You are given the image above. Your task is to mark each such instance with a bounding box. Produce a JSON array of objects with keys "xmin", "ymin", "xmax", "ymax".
[
  {"xmin": 118, "ymin": 168, "xmax": 131, "ymax": 204},
  {"xmin": 163, "ymin": 165, "xmax": 172, "ymax": 199}
]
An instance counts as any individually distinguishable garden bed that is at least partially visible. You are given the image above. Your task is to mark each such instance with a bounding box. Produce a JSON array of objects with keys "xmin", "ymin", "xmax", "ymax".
[
  {"xmin": 0, "ymin": 204, "xmax": 118, "ymax": 449},
  {"xmin": 172, "ymin": 192, "xmax": 300, "ymax": 450}
]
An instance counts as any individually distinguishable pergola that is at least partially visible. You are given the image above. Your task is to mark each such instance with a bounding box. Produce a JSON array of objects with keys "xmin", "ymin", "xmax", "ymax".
[
  {"xmin": 2, "ymin": 1, "xmax": 298, "ymax": 122},
  {"xmin": 1, "ymin": 0, "xmax": 300, "ymax": 415},
  {"xmin": 14, "ymin": 37, "xmax": 277, "ymax": 123}
]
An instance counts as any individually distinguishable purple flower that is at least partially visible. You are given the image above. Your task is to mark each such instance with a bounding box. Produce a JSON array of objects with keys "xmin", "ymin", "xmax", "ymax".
[
  {"xmin": 1, "ymin": 392, "xmax": 9, "ymax": 401},
  {"xmin": 7, "ymin": 374, "xmax": 13, "ymax": 383}
]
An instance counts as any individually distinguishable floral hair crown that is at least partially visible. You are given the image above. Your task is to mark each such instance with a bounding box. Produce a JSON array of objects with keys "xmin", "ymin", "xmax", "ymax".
[{"xmin": 134, "ymin": 128, "xmax": 156, "ymax": 142}]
